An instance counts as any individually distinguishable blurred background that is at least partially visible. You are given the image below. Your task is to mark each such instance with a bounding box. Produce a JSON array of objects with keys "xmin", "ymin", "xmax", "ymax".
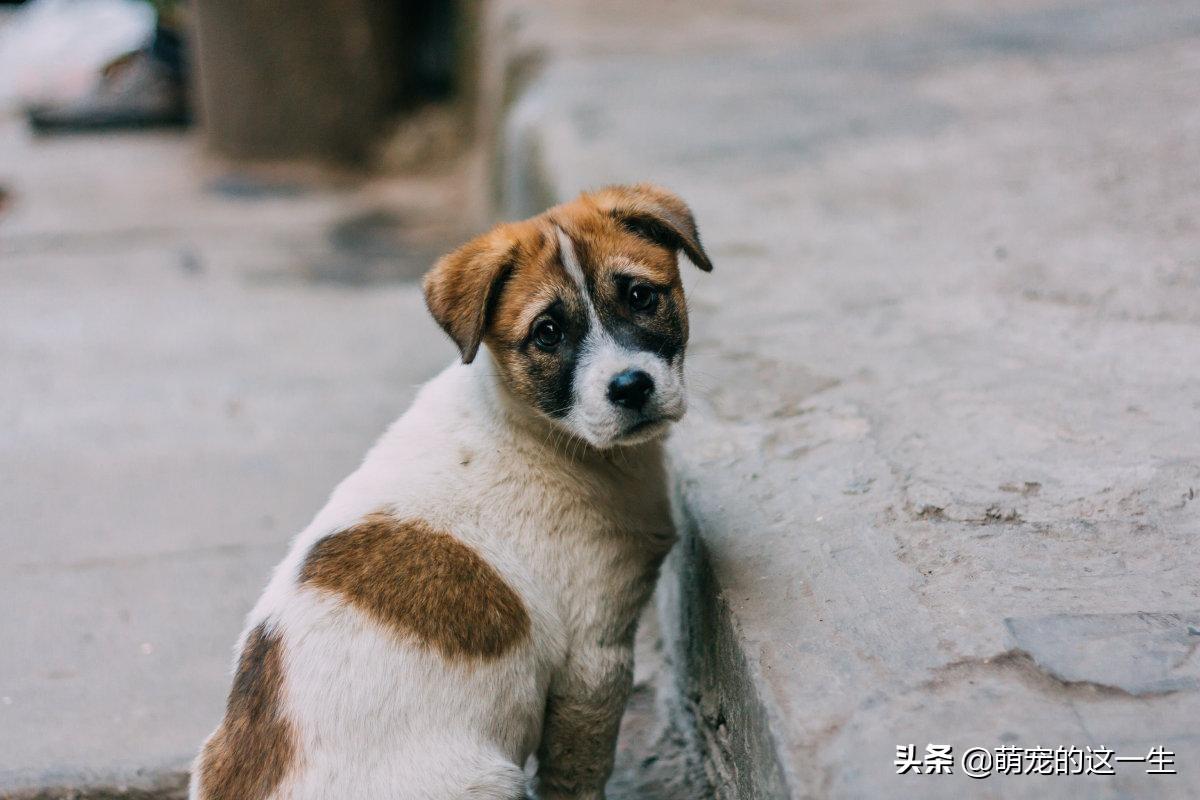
[{"xmin": 2, "ymin": 0, "xmax": 1198, "ymax": 797}]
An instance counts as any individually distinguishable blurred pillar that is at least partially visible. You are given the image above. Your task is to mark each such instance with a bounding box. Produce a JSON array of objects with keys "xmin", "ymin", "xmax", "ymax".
[{"xmin": 192, "ymin": 0, "xmax": 412, "ymax": 164}]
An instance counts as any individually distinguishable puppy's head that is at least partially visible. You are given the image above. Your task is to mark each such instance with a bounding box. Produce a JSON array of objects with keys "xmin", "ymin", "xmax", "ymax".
[{"xmin": 424, "ymin": 183, "xmax": 712, "ymax": 449}]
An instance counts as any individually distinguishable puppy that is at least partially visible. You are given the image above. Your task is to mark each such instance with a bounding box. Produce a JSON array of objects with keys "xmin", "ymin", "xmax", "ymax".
[{"xmin": 190, "ymin": 184, "xmax": 712, "ymax": 800}]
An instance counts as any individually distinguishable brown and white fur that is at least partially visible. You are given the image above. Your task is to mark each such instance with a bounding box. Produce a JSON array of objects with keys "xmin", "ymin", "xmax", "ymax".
[{"xmin": 189, "ymin": 184, "xmax": 713, "ymax": 800}]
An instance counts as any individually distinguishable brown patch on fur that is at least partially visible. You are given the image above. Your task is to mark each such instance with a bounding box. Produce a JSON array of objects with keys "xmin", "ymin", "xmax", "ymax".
[
  {"xmin": 549, "ymin": 191, "xmax": 694, "ymax": 349},
  {"xmin": 586, "ymin": 182, "xmax": 713, "ymax": 272},
  {"xmin": 479, "ymin": 224, "xmax": 575, "ymax": 409},
  {"xmin": 196, "ymin": 623, "xmax": 296, "ymax": 800},
  {"xmin": 300, "ymin": 513, "xmax": 531, "ymax": 659},
  {"xmin": 423, "ymin": 219, "xmax": 549, "ymax": 363}
]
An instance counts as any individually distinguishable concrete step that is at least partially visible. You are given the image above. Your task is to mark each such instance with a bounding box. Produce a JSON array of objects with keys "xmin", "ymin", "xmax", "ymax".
[{"xmin": 489, "ymin": 0, "xmax": 1200, "ymax": 796}]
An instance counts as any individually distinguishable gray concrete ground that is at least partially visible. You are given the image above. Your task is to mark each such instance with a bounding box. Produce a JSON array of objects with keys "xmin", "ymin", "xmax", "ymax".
[{"xmin": 495, "ymin": 0, "xmax": 1200, "ymax": 796}]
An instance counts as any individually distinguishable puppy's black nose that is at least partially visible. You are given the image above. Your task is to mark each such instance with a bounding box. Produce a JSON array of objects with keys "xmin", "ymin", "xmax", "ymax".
[{"xmin": 607, "ymin": 369, "xmax": 655, "ymax": 411}]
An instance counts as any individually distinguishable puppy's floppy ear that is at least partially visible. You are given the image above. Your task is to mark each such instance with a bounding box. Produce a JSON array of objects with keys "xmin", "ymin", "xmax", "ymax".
[
  {"xmin": 594, "ymin": 183, "xmax": 713, "ymax": 272},
  {"xmin": 423, "ymin": 226, "xmax": 521, "ymax": 364}
]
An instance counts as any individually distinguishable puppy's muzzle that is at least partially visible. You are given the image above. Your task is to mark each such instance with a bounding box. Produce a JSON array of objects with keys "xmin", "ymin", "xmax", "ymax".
[{"xmin": 606, "ymin": 369, "xmax": 655, "ymax": 412}]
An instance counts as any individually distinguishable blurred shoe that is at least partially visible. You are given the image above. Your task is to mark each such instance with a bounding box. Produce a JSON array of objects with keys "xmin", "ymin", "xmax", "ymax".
[{"xmin": 26, "ymin": 46, "xmax": 188, "ymax": 133}]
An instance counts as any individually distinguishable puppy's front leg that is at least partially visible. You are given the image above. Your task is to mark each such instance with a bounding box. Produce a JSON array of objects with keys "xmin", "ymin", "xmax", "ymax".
[{"xmin": 535, "ymin": 644, "xmax": 634, "ymax": 800}]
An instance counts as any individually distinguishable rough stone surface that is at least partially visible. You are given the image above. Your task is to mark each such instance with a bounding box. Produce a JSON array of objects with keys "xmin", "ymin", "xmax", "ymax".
[
  {"xmin": 1005, "ymin": 612, "xmax": 1200, "ymax": 696},
  {"xmin": 495, "ymin": 0, "xmax": 1200, "ymax": 796}
]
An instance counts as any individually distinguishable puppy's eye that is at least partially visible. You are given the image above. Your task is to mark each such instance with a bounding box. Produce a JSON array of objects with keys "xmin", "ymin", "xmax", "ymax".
[
  {"xmin": 532, "ymin": 319, "xmax": 563, "ymax": 350},
  {"xmin": 628, "ymin": 283, "xmax": 658, "ymax": 312}
]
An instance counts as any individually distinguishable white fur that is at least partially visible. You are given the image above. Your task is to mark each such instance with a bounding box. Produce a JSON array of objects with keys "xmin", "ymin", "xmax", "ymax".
[
  {"xmin": 191, "ymin": 352, "xmax": 677, "ymax": 800},
  {"xmin": 555, "ymin": 228, "xmax": 686, "ymax": 448}
]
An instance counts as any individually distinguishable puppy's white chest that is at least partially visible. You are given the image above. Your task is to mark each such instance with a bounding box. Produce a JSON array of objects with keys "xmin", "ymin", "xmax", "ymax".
[{"xmin": 439, "ymin": 425, "xmax": 672, "ymax": 643}]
